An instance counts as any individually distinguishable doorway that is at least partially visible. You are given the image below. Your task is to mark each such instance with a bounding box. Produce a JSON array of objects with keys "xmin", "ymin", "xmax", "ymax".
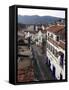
[
  {"xmin": 53, "ymin": 66, "xmax": 56, "ymax": 78},
  {"xmin": 60, "ymin": 74, "xmax": 63, "ymax": 80}
]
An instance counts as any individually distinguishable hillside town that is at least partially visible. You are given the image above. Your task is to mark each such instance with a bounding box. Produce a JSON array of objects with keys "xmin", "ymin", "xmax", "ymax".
[{"xmin": 17, "ymin": 20, "xmax": 65, "ymax": 82}]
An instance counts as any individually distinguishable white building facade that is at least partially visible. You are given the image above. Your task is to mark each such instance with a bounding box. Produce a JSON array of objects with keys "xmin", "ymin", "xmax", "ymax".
[{"xmin": 46, "ymin": 25, "xmax": 65, "ymax": 80}]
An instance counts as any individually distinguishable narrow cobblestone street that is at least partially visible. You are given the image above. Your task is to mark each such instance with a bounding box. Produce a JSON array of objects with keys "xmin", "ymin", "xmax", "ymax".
[{"xmin": 31, "ymin": 45, "xmax": 56, "ymax": 80}]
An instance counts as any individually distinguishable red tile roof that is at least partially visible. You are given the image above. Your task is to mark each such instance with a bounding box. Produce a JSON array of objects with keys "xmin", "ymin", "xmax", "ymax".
[
  {"xmin": 48, "ymin": 37, "xmax": 65, "ymax": 50},
  {"xmin": 47, "ymin": 25, "xmax": 64, "ymax": 34},
  {"xmin": 59, "ymin": 40, "xmax": 65, "ymax": 50},
  {"xmin": 17, "ymin": 58, "xmax": 34, "ymax": 82}
]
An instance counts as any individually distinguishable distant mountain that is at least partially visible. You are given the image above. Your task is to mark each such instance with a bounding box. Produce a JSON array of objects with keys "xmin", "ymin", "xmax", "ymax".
[{"xmin": 18, "ymin": 15, "xmax": 64, "ymax": 24}]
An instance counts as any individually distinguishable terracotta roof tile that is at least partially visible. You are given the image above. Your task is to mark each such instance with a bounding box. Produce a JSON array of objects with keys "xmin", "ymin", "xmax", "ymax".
[
  {"xmin": 59, "ymin": 41, "xmax": 65, "ymax": 50},
  {"xmin": 48, "ymin": 37, "xmax": 65, "ymax": 50},
  {"xmin": 47, "ymin": 25, "xmax": 64, "ymax": 34}
]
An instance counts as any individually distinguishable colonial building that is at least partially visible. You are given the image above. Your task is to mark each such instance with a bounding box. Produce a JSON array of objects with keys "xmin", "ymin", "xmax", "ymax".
[
  {"xmin": 46, "ymin": 24, "xmax": 65, "ymax": 80},
  {"xmin": 35, "ymin": 24, "xmax": 47, "ymax": 31},
  {"xmin": 24, "ymin": 24, "xmax": 47, "ymax": 46}
]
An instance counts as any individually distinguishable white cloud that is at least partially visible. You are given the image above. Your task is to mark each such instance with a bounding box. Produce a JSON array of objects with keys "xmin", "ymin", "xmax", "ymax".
[{"xmin": 18, "ymin": 8, "xmax": 65, "ymax": 18}]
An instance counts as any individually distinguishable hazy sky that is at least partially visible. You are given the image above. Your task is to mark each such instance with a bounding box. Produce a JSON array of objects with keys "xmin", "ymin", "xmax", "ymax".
[{"xmin": 18, "ymin": 8, "xmax": 65, "ymax": 18}]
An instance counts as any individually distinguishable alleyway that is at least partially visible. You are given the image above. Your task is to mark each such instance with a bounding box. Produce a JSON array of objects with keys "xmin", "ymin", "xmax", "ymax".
[{"xmin": 31, "ymin": 45, "xmax": 56, "ymax": 80}]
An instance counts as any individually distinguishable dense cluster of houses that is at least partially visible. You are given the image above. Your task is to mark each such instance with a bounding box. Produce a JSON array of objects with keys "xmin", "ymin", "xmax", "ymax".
[
  {"xmin": 17, "ymin": 27, "xmax": 35, "ymax": 82},
  {"xmin": 22, "ymin": 24, "xmax": 47, "ymax": 46},
  {"xmin": 18, "ymin": 20, "xmax": 65, "ymax": 80}
]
